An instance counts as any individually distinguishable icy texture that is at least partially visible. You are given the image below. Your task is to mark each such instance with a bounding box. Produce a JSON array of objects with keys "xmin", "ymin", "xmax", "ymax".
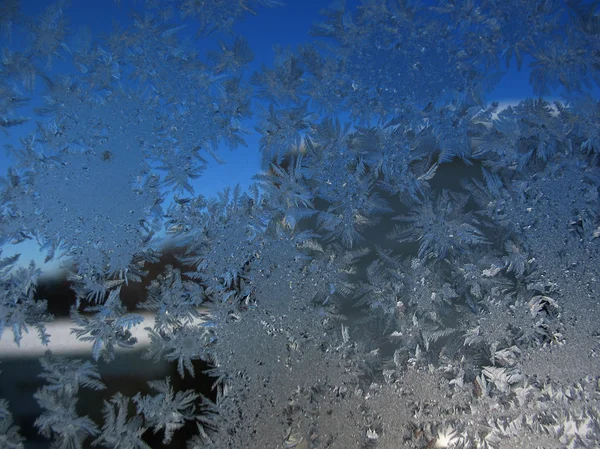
[{"xmin": 0, "ymin": 0, "xmax": 600, "ymax": 448}]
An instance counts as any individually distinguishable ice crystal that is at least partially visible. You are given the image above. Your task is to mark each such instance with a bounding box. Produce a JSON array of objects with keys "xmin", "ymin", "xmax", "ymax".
[
  {"xmin": 133, "ymin": 377, "xmax": 200, "ymax": 444},
  {"xmin": 1, "ymin": 0, "xmax": 600, "ymax": 447},
  {"xmin": 145, "ymin": 324, "xmax": 214, "ymax": 378},
  {"xmin": 140, "ymin": 265, "xmax": 208, "ymax": 331},
  {"xmin": 0, "ymin": 399, "xmax": 23, "ymax": 449},
  {"xmin": 94, "ymin": 393, "xmax": 150, "ymax": 449},
  {"xmin": 34, "ymin": 352, "xmax": 104, "ymax": 449},
  {"xmin": 70, "ymin": 286, "xmax": 144, "ymax": 362},
  {"xmin": 0, "ymin": 258, "xmax": 51, "ymax": 347},
  {"xmin": 390, "ymin": 190, "xmax": 487, "ymax": 262}
]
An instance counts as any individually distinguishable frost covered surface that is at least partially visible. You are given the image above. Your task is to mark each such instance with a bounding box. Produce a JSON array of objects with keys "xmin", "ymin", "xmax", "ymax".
[{"xmin": 1, "ymin": 0, "xmax": 600, "ymax": 448}]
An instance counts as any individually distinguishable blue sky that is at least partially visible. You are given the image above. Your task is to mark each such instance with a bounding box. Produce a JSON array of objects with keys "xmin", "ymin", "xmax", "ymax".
[{"xmin": 1, "ymin": 0, "xmax": 538, "ymax": 274}]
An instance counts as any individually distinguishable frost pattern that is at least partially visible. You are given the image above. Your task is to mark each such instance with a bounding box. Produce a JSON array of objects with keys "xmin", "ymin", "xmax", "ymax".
[
  {"xmin": 0, "ymin": 0, "xmax": 599, "ymax": 448},
  {"xmin": 34, "ymin": 352, "xmax": 104, "ymax": 449},
  {"xmin": 0, "ymin": 256, "xmax": 51, "ymax": 346},
  {"xmin": 0, "ymin": 398, "xmax": 23, "ymax": 449}
]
